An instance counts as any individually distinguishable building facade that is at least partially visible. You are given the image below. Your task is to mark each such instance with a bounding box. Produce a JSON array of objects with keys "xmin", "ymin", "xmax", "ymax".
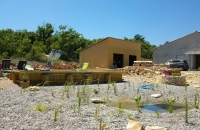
[
  {"xmin": 153, "ymin": 31, "xmax": 200, "ymax": 69},
  {"xmin": 80, "ymin": 37, "xmax": 141, "ymax": 68}
]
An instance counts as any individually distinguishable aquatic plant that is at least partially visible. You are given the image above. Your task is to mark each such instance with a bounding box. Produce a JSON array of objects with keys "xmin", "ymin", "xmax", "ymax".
[{"xmin": 135, "ymin": 95, "xmax": 141, "ymax": 112}]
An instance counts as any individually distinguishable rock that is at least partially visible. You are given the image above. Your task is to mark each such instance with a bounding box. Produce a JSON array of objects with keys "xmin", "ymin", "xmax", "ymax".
[
  {"xmin": 126, "ymin": 120, "xmax": 144, "ymax": 130},
  {"xmin": 90, "ymin": 98, "xmax": 105, "ymax": 103},
  {"xmin": 29, "ymin": 86, "xmax": 40, "ymax": 91},
  {"xmin": 193, "ymin": 84, "xmax": 200, "ymax": 88},
  {"xmin": 145, "ymin": 126, "xmax": 167, "ymax": 130},
  {"xmin": 151, "ymin": 94, "xmax": 162, "ymax": 98}
]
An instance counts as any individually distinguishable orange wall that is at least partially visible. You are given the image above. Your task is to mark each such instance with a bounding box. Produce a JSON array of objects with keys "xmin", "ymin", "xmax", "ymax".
[
  {"xmin": 79, "ymin": 39, "xmax": 109, "ymax": 68},
  {"xmin": 108, "ymin": 38, "xmax": 141, "ymax": 68}
]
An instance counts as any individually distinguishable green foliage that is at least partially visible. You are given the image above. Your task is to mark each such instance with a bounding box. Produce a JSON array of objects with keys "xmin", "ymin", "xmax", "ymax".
[
  {"xmin": 155, "ymin": 111, "xmax": 160, "ymax": 118},
  {"xmin": 0, "ymin": 23, "xmax": 155, "ymax": 61},
  {"xmin": 30, "ymin": 103, "xmax": 48, "ymax": 112},
  {"xmin": 25, "ymin": 45, "xmax": 46, "ymax": 61},
  {"xmin": 163, "ymin": 97, "xmax": 177, "ymax": 113},
  {"xmin": 135, "ymin": 95, "xmax": 141, "ymax": 112},
  {"xmin": 124, "ymin": 34, "xmax": 157, "ymax": 59},
  {"xmin": 94, "ymin": 89, "xmax": 99, "ymax": 95}
]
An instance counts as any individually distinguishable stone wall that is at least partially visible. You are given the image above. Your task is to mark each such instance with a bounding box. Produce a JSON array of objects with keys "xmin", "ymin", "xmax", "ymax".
[{"xmin": 157, "ymin": 75, "xmax": 186, "ymax": 86}]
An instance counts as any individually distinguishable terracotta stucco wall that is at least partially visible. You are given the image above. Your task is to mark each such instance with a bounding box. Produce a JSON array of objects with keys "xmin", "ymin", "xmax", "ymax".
[
  {"xmin": 80, "ymin": 40, "xmax": 109, "ymax": 68},
  {"xmin": 108, "ymin": 38, "xmax": 141, "ymax": 68}
]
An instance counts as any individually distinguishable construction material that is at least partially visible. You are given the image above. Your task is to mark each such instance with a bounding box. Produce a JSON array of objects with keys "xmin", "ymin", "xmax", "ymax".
[{"xmin": 157, "ymin": 75, "xmax": 186, "ymax": 86}]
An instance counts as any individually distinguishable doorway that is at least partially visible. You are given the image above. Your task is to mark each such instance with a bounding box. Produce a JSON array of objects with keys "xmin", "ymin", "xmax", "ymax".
[
  {"xmin": 196, "ymin": 55, "xmax": 200, "ymax": 69},
  {"xmin": 113, "ymin": 53, "xmax": 123, "ymax": 68},
  {"xmin": 129, "ymin": 55, "xmax": 136, "ymax": 66}
]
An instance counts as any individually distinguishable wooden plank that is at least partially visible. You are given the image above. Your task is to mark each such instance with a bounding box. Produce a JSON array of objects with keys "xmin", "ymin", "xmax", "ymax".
[{"xmin": 5, "ymin": 70, "xmax": 122, "ymax": 85}]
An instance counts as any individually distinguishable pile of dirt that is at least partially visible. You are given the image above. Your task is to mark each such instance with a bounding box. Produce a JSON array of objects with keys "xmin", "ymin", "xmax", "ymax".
[{"xmin": 51, "ymin": 62, "xmax": 83, "ymax": 70}]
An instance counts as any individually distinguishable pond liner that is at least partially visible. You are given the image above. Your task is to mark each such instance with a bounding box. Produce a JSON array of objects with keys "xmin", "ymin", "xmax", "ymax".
[{"xmin": 140, "ymin": 84, "xmax": 154, "ymax": 89}]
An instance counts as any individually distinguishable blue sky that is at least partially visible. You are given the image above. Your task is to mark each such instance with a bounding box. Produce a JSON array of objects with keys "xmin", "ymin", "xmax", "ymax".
[{"xmin": 1, "ymin": 0, "xmax": 200, "ymax": 46}]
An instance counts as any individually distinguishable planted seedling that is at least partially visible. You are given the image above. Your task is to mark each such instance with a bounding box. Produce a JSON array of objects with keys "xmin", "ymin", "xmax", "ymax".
[
  {"xmin": 99, "ymin": 118, "xmax": 109, "ymax": 130},
  {"xmin": 165, "ymin": 97, "xmax": 177, "ymax": 113},
  {"xmin": 94, "ymin": 89, "xmax": 99, "ymax": 95},
  {"xmin": 135, "ymin": 95, "xmax": 141, "ymax": 112},
  {"xmin": 54, "ymin": 105, "xmax": 62, "ymax": 122},
  {"xmin": 20, "ymin": 88, "xmax": 23, "ymax": 95},
  {"xmin": 30, "ymin": 103, "xmax": 48, "ymax": 112},
  {"xmin": 107, "ymin": 83, "xmax": 111, "ymax": 100},
  {"xmin": 118, "ymin": 99, "xmax": 122, "ymax": 109},
  {"xmin": 119, "ymin": 109, "xmax": 124, "ymax": 114},
  {"xmin": 189, "ymin": 93, "xmax": 200, "ymax": 109},
  {"xmin": 94, "ymin": 105, "xmax": 100, "ymax": 119},
  {"xmin": 77, "ymin": 87, "xmax": 80, "ymax": 97},
  {"xmin": 61, "ymin": 90, "xmax": 65, "ymax": 99},
  {"xmin": 65, "ymin": 84, "xmax": 71, "ymax": 98},
  {"xmin": 51, "ymin": 90, "xmax": 55, "ymax": 97},
  {"xmin": 112, "ymin": 81, "xmax": 117, "ymax": 96},
  {"xmin": 128, "ymin": 114, "xmax": 132, "ymax": 119},
  {"xmin": 184, "ymin": 97, "xmax": 188, "ymax": 123},
  {"xmin": 155, "ymin": 111, "xmax": 160, "ymax": 118},
  {"xmin": 78, "ymin": 96, "xmax": 82, "ymax": 114}
]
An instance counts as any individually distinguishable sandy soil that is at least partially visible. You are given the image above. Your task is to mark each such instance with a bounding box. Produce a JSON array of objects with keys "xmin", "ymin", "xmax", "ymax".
[{"xmin": 0, "ymin": 77, "xmax": 19, "ymax": 90}]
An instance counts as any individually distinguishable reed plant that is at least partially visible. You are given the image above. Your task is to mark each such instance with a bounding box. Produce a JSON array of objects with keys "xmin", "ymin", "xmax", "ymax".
[
  {"xmin": 51, "ymin": 90, "xmax": 55, "ymax": 97},
  {"xmin": 118, "ymin": 99, "xmax": 122, "ymax": 109},
  {"xmin": 78, "ymin": 96, "xmax": 82, "ymax": 114},
  {"xmin": 99, "ymin": 118, "xmax": 109, "ymax": 130},
  {"xmin": 106, "ymin": 82, "xmax": 111, "ymax": 100},
  {"xmin": 61, "ymin": 90, "xmax": 65, "ymax": 99},
  {"xmin": 189, "ymin": 93, "xmax": 200, "ymax": 109},
  {"xmin": 135, "ymin": 95, "xmax": 141, "ymax": 112},
  {"xmin": 94, "ymin": 105, "xmax": 100, "ymax": 119},
  {"xmin": 54, "ymin": 105, "xmax": 62, "ymax": 122},
  {"xmin": 193, "ymin": 93, "xmax": 199, "ymax": 109},
  {"xmin": 155, "ymin": 111, "xmax": 160, "ymax": 118},
  {"xmin": 65, "ymin": 84, "xmax": 71, "ymax": 98},
  {"xmin": 184, "ymin": 97, "xmax": 188, "ymax": 123},
  {"xmin": 184, "ymin": 78, "xmax": 189, "ymax": 123},
  {"xmin": 111, "ymin": 81, "xmax": 117, "ymax": 96},
  {"xmin": 77, "ymin": 87, "xmax": 80, "ymax": 97},
  {"xmin": 165, "ymin": 97, "xmax": 177, "ymax": 113}
]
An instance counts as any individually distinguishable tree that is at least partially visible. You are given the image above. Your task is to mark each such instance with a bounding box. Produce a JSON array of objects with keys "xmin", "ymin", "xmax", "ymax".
[{"xmin": 124, "ymin": 34, "xmax": 157, "ymax": 59}]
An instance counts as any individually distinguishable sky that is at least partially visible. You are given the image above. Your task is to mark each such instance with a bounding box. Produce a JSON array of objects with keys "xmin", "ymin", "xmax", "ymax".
[{"xmin": 1, "ymin": 0, "xmax": 200, "ymax": 46}]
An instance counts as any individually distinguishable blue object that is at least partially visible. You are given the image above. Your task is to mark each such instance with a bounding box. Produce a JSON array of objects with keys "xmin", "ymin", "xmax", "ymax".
[{"xmin": 140, "ymin": 84, "xmax": 154, "ymax": 89}]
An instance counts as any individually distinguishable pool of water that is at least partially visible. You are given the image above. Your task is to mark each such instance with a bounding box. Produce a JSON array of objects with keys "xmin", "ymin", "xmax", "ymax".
[{"xmin": 107, "ymin": 99, "xmax": 187, "ymax": 113}]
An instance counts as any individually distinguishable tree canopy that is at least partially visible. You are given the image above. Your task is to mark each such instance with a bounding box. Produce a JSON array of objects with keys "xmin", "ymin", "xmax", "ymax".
[
  {"xmin": 0, "ymin": 23, "xmax": 157, "ymax": 61},
  {"xmin": 124, "ymin": 34, "xmax": 156, "ymax": 59}
]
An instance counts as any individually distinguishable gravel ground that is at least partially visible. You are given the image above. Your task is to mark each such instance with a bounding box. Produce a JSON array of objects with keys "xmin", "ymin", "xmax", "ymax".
[{"xmin": 0, "ymin": 80, "xmax": 200, "ymax": 130}]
